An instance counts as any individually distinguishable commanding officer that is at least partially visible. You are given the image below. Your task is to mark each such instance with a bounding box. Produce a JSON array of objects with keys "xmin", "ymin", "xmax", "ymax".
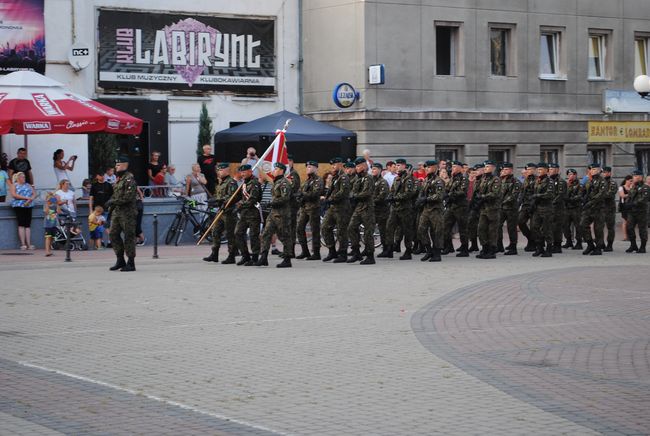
[
  {"xmin": 347, "ymin": 157, "xmax": 376, "ymax": 264},
  {"xmin": 417, "ymin": 160, "xmax": 445, "ymax": 262},
  {"xmin": 203, "ymin": 163, "xmax": 239, "ymax": 264},
  {"xmin": 386, "ymin": 158, "xmax": 417, "ymax": 260},
  {"xmin": 625, "ymin": 170, "xmax": 649, "ymax": 253},
  {"xmin": 549, "ymin": 163, "xmax": 567, "ymax": 253},
  {"xmin": 257, "ymin": 163, "xmax": 293, "ymax": 268},
  {"xmin": 371, "ymin": 163, "xmax": 391, "ymax": 256},
  {"xmin": 322, "ymin": 157, "xmax": 351, "ymax": 263},
  {"xmin": 580, "ymin": 163, "xmax": 607, "ymax": 256},
  {"xmin": 475, "ymin": 160, "xmax": 502, "ymax": 259},
  {"xmin": 467, "ymin": 164, "xmax": 484, "ymax": 252},
  {"xmin": 498, "ymin": 162, "xmax": 522, "ymax": 255},
  {"xmin": 234, "ymin": 164, "xmax": 262, "ymax": 266},
  {"xmin": 296, "ymin": 160, "xmax": 324, "ymax": 260},
  {"xmin": 444, "ymin": 161, "xmax": 470, "ymax": 257},
  {"xmin": 530, "ymin": 163, "xmax": 554, "ymax": 257},
  {"xmin": 109, "ymin": 156, "xmax": 138, "ymax": 272},
  {"xmin": 563, "ymin": 169, "xmax": 584, "ymax": 250},
  {"xmin": 519, "ymin": 163, "xmax": 538, "ymax": 252},
  {"xmin": 602, "ymin": 166, "xmax": 618, "ymax": 252}
]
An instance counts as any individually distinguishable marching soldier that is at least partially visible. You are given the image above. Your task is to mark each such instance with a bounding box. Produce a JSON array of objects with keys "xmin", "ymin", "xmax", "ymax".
[
  {"xmin": 467, "ymin": 164, "xmax": 484, "ymax": 252},
  {"xmin": 347, "ymin": 157, "xmax": 376, "ymax": 264},
  {"xmin": 296, "ymin": 160, "xmax": 324, "ymax": 260},
  {"xmin": 498, "ymin": 162, "xmax": 521, "ymax": 255},
  {"xmin": 548, "ymin": 163, "xmax": 567, "ymax": 253},
  {"xmin": 580, "ymin": 163, "xmax": 607, "ymax": 256},
  {"xmin": 385, "ymin": 158, "xmax": 417, "ymax": 259},
  {"xmin": 203, "ymin": 163, "xmax": 239, "ymax": 264},
  {"xmin": 625, "ymin": 170, "xmax": 649, "ymax": 253},
  {"xmin": 286, "ymin": 155, "xmax": 301, "ymax": 259},
  {"xmin": 518, "ymin": 163, "xmax": 538, "ymax": 252},
  {"xmin": 476, "ymin": 160, "xmax": 502, "ymax": 259},
  {"xmin": 371, "ymin": 163, "xmax": 391, "ymax": 256},
  {"xmin": 344, "ymin": 161, "xmax": 357, "ymax": 184},
  {"xmin": 602, "ymin": 166, "xmax": 618, "ymax": 252},
  {"xmin": 257, "ymin": 163, "xmax": 293, "ymax": 268},
  {"xmin": 530, "ymin": 163, "xmax": 554, "ymax": 257},
  {"xmin": 417, "ymin": 160, "xmax": 445, "ymax": 262},
  {"xmin": 563, "ymin": 169, "xmax": 584, "ymax": 250},
  {"xmin": 109, "ymin": 156, "xmax": 138, "ymax": 272},
  {"xmin": 234, "ymin": 164, "xmax": 262, "ymax": 266},
  {"xmin": 322, "ymin": 157, "xmax": 351, "ymax": 263},
  {"xmin": 444, "ymin": 161, "xmax": 470, "ymax": 257}
]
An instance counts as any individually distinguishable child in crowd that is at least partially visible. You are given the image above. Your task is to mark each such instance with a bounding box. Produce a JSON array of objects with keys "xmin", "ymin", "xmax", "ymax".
[
  {"xmin": 88, "ymin": 205, "xmax": 107, "ymax": 249},
  {"xmin": 43, "ymin": 192, "xmax": 59, "ymax": 257},
  {"xmin": 104, "ymin": 167, "xmax": 117, "ymax": 185}
]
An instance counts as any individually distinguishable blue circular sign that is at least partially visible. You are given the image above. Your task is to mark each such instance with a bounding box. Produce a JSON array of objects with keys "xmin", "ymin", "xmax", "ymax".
[{"xmin": 333, "ymin": 83, "xmax": 358, "ymax": 108}]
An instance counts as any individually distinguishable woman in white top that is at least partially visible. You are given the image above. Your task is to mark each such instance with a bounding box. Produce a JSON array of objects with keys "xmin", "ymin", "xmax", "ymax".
[
  {"xmin": 185, "ymin": 163, "xmax": 208, "ymax": 210},
  {"xmin": 53, "ymin": 149, "xmax": 76, "ymax": 187},
  {"xmin": 55, "ymin": 179, "xmax": 77, "ymax": 218}
]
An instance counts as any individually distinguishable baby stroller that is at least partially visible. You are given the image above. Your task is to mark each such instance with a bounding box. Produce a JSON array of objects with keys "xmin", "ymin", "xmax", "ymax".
[{"xmin": 52, "ymin": 210, "xmax": 88, "ymax": 251}]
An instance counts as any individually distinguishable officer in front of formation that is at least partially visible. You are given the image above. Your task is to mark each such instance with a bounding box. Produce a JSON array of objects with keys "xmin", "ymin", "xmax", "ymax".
[
  {"xmin": 347, "ymin": 157, "xmax": 376, "ymax": 264},
  {"xmin": 203, "ymin": 163, "xmax": 239, "ymax": 264},
  {"xmin": 295, "ymin": 160, "xmax": 324, "ymax": 261},
  {"xmin": 108, "ymin": 155, "xmax": 138, "ymax": 272},
  {"xmin": 257, "ymin": 162, "xmax": 293, "ymax": 268}
]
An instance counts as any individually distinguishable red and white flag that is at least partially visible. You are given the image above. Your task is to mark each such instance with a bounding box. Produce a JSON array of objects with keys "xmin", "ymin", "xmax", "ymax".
[{"xmin": 256, "ymin": 123, "xmax": 290, "ymax": 180}]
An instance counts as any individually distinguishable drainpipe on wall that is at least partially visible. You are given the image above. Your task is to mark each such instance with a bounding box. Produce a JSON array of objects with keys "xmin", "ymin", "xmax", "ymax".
[{"xmin": 298, "ymin": 0, "xmax": 303, "ymax": 114}]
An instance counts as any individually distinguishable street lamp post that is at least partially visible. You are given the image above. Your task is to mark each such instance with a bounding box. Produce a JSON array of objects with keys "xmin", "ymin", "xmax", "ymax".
[{"xmin": 633, "ymin": 75, "xmax": 650, "ymax": 99}]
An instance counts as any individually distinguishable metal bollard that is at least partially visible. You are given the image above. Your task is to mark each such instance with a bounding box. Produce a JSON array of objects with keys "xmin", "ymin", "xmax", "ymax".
[
  {"xmin": 64, "ymin": 218, "xmax": 72, "ymax": 262},
  {"xmin": 153, "ymin": 213, "xmax": 159, "ymax": 259}
]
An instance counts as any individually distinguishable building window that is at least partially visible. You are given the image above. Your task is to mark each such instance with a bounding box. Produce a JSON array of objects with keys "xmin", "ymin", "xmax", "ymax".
[
  {"xmin": 540, "ymin": 146, "xmax": 561, "ymax": 165},
  {"xmin": 436, "ymin": 22, "xmax": 462, "ymax": 76},
  {"xmin": 635, "ymin": 35, "xmax": 649, "ymax": 77},
  {"xmin": 636, "ymin": 146, "xmax": 650, "ymax": 174},
  {"xmin": 587, "ymin": 147, "xmax": 607, "ymax": 166},
  {"xmin": 488, "ymin": 147, "xmax": 511, "ymax": 165},
  {"xmin": 539, "ymin": 29, "xmax": 562, "ymax": 79},
  {"xmin": 489, "ymin": 25, "xmax": 515, "ymax": 77},
  {"xmin": 435, "ymin": 147, "xmax": 459, "ymax": 162},
  {"xmin": 588, "ymin": 32, "xmax": 608, "ymax": 80}
]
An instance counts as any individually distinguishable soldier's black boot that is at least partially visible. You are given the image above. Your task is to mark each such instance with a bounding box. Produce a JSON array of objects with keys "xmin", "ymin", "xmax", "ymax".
[
  {"xmin": 429, "ymin": 247, "xmax": 442, "ymax": 262},
  {"xmin": 496, "ymin": 241, "xmax": 505, "ymax": 253},
  {"xmin": 360, "ymin": 253, "xmax": 375, "ymax": 265},
  {"xmin": 532, "ymin": 244, "xmax": 544, "ymax": 257},
  {"xmin": 475, "ymin": 247, "xmax": 486, "ymax": 259},
  {"xmin": 109, "ymin": 255, "xmax": 126, "ymax": 271},
  {"xmin": 271, "ymin": 248, "xmax": 281, "ymax": 255},
  {"xmin": 562, "ymin": 240, "xmax": 573, "ymax": 249},
  {"xmin": 276, "ymin": 256, "xmax": 292, "ymax": 268},
  {"xmin": 347, "ymin": 248, "xmax": 363, "ymax": 263},
  {"xmin": 323, "ymin": 247, "xmax": 337, "ymax": 262},
  {"xmin": 483, "ymin": 246, "xmax": 497, "ymax": 259},
  {"xmin": 638, "ymin": 240, "xmax": 647, "ymax": 253},
  {"xmin": 385, "ymin": 244, "xmax": 394, "ymax": 258},
  {"xmin": 420, "ymin": 245, "xmax": 432, "ymax": 262},
  {"xmin": 524, "ymin": 239, "xmax": 536, "ymax": 252},
  {"xmin": 504, "ymin": 244, "xmax": 518, "ymax": 256},
  {"xmin": 203, "ymin": 248, "xmax": 219, "ymax": 262},
  {"xmin": 582, "ymin": 242, "xmax": 595, "ymax": 255},
  {"xmin": 456, "ymin": 244, "xmax": 469, "ymax": 257},
  {"xmin": 120, "ymin": 257, "xmax": 136, "ymax": 272},
  {"xmin": 412, "ymin": 241, "xmax": 423, "ymax": 255},
  {"xmin": 255, "ymin": 251, "xmax": 269, "ymax": 266},
  {"xmin": 244, "ymin": 253, "xmax": 258, "ymax": 266},
  {"xmin": 625, "ymin": 241, "xmax": 638, "ymax": 253},
  {"xmin": 393, "ymin": 244, "xmax": 401, "ymax": 253},
  {"xmin": 604, "ymin": 241, "xmax": 613, "ymax": 252},
  {"xmin": 468, "ymin": 239, "xmax": 479, "ymax": 252},
  {"xmin": 221, "ymin": 252, "xmax": 236, "ymax": 264},
  {"xmin": 333, "ymin": 250, "xmax": 347, "ymax": 263},
  {"xmin": 590, "ymin": 245, "xmax": 603, "ymax": 255},
  {"xmin": 377, "ymin": 244, "xmax": 390, "ymax": 258},
  {"xmin": 541, "ymin": 244, "xmax": 553, "ymax": 257},
  {"xmin": 399, "ymin": 248, "xmax": 412, "ymax": 260},
  {"xmin": 307, "ymin": 250, "xmax": 321, "ymax": 261},
  {"xmin": 296, "ymin": 243, "xmax": 310, "ymax": 260},
  {"xmin": 551, "ymin": 244, "xmax": 562, "ymax": 254},
  {"xmin": 572, "ymin": 239, "xmax": 583, "ymax": 250},
  {"xmin": 237, "ymin": 253, "xmax": 251, "ymax": 266}
]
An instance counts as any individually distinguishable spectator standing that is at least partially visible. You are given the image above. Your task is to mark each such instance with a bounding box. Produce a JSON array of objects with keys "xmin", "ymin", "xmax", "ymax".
[
  {"xmin": 383, "ymin": 161, "xmax": 397, "ymax": 187},
  {"xmin": 197, "ymin": 144, "xmax": 217, "ymax": 195},
  {"xmin": 8, "ymin": 148, "xmax": 34, "ymax": 186},
  {"xmin": 0, "ymin": 156, "xmax": 8, "ymax": 202},
  {"xmin": 152, "ymin": 164, "xmax": 167, "ymax": 197},
  {"xmin": 53, "ymin": 149, "xmax": 77, "ymax": 186},
  {"xmin": 10, "ymin": 172, "xmax": 36, "ymax": 249},
  {"xmin": 363, "ymin": 149, "xmax": 374, "ymax": 170},
  {"xmin": 164, "ymin": 165, "xmax": 184, "ymax": 195},
  {"xmin": 55, "ymin": 179, "xmax": 76, "ymax": 218},
  {"xmin": 241, "ymin": 147, "xmax": 260, "ymax": 177},
  {"xmin": 413, "ymin": 162, "xmax": 426, "ymax": 181},
  {"xmin": 104, "ymin": 167, "xmax": 117, "ymax": 185},
  {"xmin": 186, "ymin": 163, "xmax": 209, "ymax": 209},
  {"xmin": 146, "ymin": 151, "xmax": 164, "ymax": 185},
  {"xmin": 89, "ymin": 172, "xmax": 114, "ymax": 212},
  {"xmin": 43, "ymin": 192, "xmax": 59, "ymax": 256}
]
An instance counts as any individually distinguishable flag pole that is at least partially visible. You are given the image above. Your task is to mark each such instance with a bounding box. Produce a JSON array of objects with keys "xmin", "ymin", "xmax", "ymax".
[{"xmin": 197, "ymin": 119, "xmax": 291, "ymax": 245}]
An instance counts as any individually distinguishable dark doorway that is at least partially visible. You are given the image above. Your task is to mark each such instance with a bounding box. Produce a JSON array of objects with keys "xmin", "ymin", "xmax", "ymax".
[{"xmin": 117, "ymin": 123, "xmax": 150, "ymax": 186}]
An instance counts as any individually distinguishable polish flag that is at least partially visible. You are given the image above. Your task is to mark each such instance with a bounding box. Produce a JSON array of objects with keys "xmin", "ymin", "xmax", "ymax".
[{"xmin": 257, "ymin": 123, "xmax": 290, "ymax": 180}]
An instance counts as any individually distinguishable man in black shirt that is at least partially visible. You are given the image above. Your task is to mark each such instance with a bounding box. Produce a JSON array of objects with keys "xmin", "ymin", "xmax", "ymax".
[
  {"xmin": 8, "ymin": 148, "xmax": 34, "ymax": 185},
  {"xmin": 197, "ymin": 144, "xmax": 217, "ymax": 195},
  {"xmin": 89, "ymin": 171, "xmax": 114, "ymax": 211}
]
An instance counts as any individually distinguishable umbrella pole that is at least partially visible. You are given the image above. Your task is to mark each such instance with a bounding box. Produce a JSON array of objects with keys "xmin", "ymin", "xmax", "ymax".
[{"xmin": 23, "ymin": 135, "xmax": 28, "ymax": 153}]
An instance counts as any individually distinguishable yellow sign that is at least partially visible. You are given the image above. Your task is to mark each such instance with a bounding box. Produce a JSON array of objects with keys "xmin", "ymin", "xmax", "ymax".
[{"xmin": 588, "ymin": 121, "xmax": 650, "ymax": 143}]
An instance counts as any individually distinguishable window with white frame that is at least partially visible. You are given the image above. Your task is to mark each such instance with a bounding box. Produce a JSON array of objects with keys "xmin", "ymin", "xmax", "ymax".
[
  {"xmin": 540, "ymin": 146, "xmax": 562, "ymax": 165},
  {"xmin": 588, "ymin": 32, "xmax": 608, "ymax": 80},
  {"xmin": 635, "ymin": 146, "xmax": 650, "ymax": 174},
  {"xmin": 635, "ymin": 35, "xmax": 649, "ymax": 77},
  {"xmin": 539, "ymin": 29, "xmax": 562, "ymax": 78},
  {"xmin": 436, "ymin": 22, "xmax": 462, "ymax": 76},
  {"xmin": 587, "ymin": 147, "xmax": 607, "ymax": 167}
]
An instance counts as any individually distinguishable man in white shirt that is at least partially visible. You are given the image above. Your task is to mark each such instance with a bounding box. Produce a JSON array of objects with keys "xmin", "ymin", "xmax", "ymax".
[
  {"xmin": 383, "ymin": 160, "xmax": 397, "ymax": 187},
  {"xmin": 362, "ymin": 149, "xmax": 373, "ymax": 171}
]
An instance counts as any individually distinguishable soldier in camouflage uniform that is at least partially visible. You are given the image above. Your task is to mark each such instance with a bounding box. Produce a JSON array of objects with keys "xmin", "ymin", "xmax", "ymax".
[
  {"xmin": 203, "ymin": 163, "xmax": 240, "ymax": 264},
  {"xmin": 322, "ymin": 157, "xmax": 351, "ymax": 263},
  {"xmin": 498, "ymin": 162, "xmax": 522, "ymax": 255},
  {"xmin": 385, "ymin": 159, "xmax": 417, "ymax": 260},
  {"xmin": 347, "ymin": 157, "xmax": 376, "ymax": 264},
  {"xmin": 371, "ymin": 163, "xmax": 391, "ymax": 256},
  {"xmin": 296, "ymin": 160, "xmax": 323, "ymax": 260},
  {"xmin": 530, "ymin": 163, "xmax": 554, "ymax": 257},
  {"xmin": 580, "ymin": 163, "xmax": 607, "ymax": 256},
  {"xmin": 286, "ymin": 155, "xmax": 301, "ymax": 259},
  {"xmin": 563, "ymin": 169, "xmax": 584, "ymax": 249},
  {"xmin": 475, "ymin": 161, "xmax": 502, "ymax": 259},
  {"xmin": 234, "ymin": 164, "xmax": 262, "ymax": 266},
  {"xmin": 444, "ymin": 161, "xmax": 470, "ymax": 257},
  {"xmin": 602, "ymin": 166, "xmax": 618, "ymax": 252},
  {"xmin": 109, "ymin": 156, "xmax": 138, "ymax": 272},
  {"xmin": 518, "ymin": 163, "xmax": 538, "ymax": 252},
  {"xmin": 548, "ymin": 163, "xmax": 567, "ymax": 253},
  {"xmin": 257, "ymin": 163, "xmax": 293, "ymax": 268},
  {"xmin": 625, "ymin": 170, "xmax": 649, "ymax": 253},
  {"xmin": 417, "ymin": 160, "xmax": 446, "ymax": 262},
  {"xmin": 467, "ymin": 164, "xmax": 484, "ymax": 252}
]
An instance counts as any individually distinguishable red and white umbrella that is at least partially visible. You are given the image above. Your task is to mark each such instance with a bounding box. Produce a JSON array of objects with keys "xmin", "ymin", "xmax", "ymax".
[{"xmin": 0, "ymin": 71, "xmax": 143, "ymax": 135}]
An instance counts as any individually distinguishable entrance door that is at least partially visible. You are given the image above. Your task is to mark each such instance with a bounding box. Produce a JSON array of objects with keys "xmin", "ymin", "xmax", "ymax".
[{"xmin": 118, "ymin": 122, "xmax": 150, "ymax": 187}]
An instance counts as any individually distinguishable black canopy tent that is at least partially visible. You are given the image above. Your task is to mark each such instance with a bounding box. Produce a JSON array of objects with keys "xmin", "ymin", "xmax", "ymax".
[{"xmin": 213, "ymin": 110, "xmax": 357, "ymax": 162}]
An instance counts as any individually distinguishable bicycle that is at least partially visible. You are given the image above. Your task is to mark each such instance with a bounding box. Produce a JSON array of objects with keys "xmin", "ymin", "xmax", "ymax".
[{"xmin": 165, "ymin": 196, "xmax": 218, "ymax": 246}]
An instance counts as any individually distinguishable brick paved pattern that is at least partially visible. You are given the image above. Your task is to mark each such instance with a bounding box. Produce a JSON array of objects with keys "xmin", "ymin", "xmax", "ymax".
[{"xmin": 412, "ymin": 266, "xmax": 650, "ymax": 436}]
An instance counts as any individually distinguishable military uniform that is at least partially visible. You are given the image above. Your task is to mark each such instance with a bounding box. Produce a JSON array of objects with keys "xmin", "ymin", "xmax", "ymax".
[
  {"xmin": 205, "ymin": 171, "xmax": 239, "ymax": 263},
  {"xmin": 476, "ymin": 167, "xmax": 502, "ymax": 259},
  {"xmin": 372, "ymin": 170, "xmax": 390, "ymax": 254},
  {"xmin": 498, "ymin": 171, "xmax": 522, "ymax": 255},
  {"xmin": 563, "ymin": 175, "xmax": 584, "ymax": 248},
  {"xmin": 626, "ymin": 176, "xmax": 649, "ymax": 253},
  {"xmin": 518, "ymin": 170, "xmax": 537, "ymax": 251},
  {"xmin": 530, "ymin": 172, "xmax": 554, "ymax": 256},
  {"xmin": 287, "ymin": 165, "xmax": 301, "ymax": 258},
  {"xmin": 386, "ymin": 169, "xmax": 417, "ymax": 259},
  {"xmin": 258, "ymin": 167, "xmax": 293, "ymax": 267},
  {"xmin": 417, "ymin": 164, "xmax": 446, "ymax": 262},
  {"xmin": 234, "ymin": 173, "xmax": 262, "ymax": 265},
  {"xmin": 467, "ymin": 172, "xmax": 483, "ymax": 251},
  {"xmin": 602, "ymin": 172, "xmax": 618, "ymax": 251},
  {"xmin": 322, "ymin": 167, "xmax": 351, "ymax": 262},
  {"xmin": 549, "ymin": 172, "xmax": 567, "ymax": 252},
  {"xmin": 347, "ymin": 160, "xmax": 376, "ymax": 264},
  {"xmin": 580, "ymin": 170, "xmax": 607, "ymax": 255},
  {"xmin": 296, "ymin": 165, "xmax": 323, "ymax": 260},
  {"xmin": 109, "ymin": 166, "xmax": 138, "ymax": 271},
  {"xmin": 444, "ymin": 169, "xmax": 470, "ymax": 256}
]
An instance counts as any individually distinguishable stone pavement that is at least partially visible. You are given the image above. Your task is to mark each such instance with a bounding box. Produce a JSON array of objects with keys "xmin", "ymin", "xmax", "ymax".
[{"xmin": 0, "ymin": 241, "xmax": 648, "ymax": 435}]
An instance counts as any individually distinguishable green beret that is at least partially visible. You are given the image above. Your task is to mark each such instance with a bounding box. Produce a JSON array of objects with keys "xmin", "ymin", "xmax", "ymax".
[
  {"xmin": 287, "ymin": 154, "xmax": 294, "ymax": 161},
  {"xmin": 549, "ymin": 163, "xmax": 560, "ymax": 169},
  {"xmin": 217, "ymin": 162, "xmax": 230, "ymax": 169},
  {"xmin": 329, "ymin": 157, "xmax": 343, "ymax": 164},
  {"xmin": 537, "ymin": 162, "xmax": 549, "ymax": 169},
  {"xmin": 502, "ymin": 162, "xmax": 514, "ymax": 168},
  {"xmin": 425, "ymin": 160, "xmax": 439, "ymax": 167},
  {"xmin": 115, "ymin": 155, "xmax": 129, "ymax": 164},
  {"xmin": 588, "ymin": 163, "xmax": 601, "ymax": 169},
  {"xmin": 484, "ymin": 160, "xmax": 496, "ymax": 166},
  {"xmin": 274, "ymin": 162, "xmax": 286, "ymax": 171},
  {"xmin": 632, "ymin": 170, "xmax": 643, "ymax": 176},
  {"xmin": 344, "ymin": 161, "xmax": 355, "ymax": 168},
  {"xmin": 475, "ymin": 163, "xmax": 485, "ymax": 169},
  {"xmin": 451, "ymin": 160, "xmax": 462, "ymax": 166},
  {"xmin": 395, "ymin": 158, "xmax": 407, "ymax": 165},
  {"xmin": 566, "ymin": 168, "xmax": 577, "ymax": 175},
  {"xmin": 526, "ymin": 162, "xmax": 538, "ymax": 168},
  {"xmin": 306, "ymin": 160, "xmax": 319, "ymax": 167},
  {"xmin": 372, "ymin": 163, "xmax": 383, "ymax": 170},
  {"xmin": 602, "ymin": 166, "xmax": 612, "ymax": 172},
  {"xmin": 239, "ymin": 164, "xmax": 252, "ymax": 171},
  {"xmin": 354, "ymin": 157, "xmax": 366, "ymax": 166}
]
